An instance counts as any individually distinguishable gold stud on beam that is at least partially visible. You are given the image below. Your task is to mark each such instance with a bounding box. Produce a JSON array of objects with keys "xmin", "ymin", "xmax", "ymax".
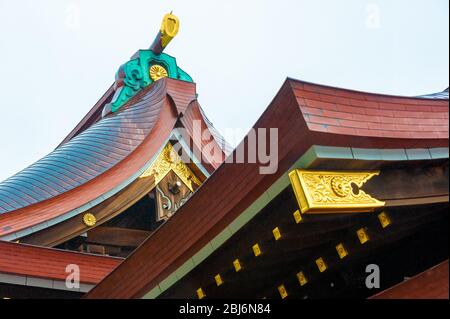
[
  {"xmin": 252, "ymin": 244, "xmax": 262, "ymax": 257},
  {"xmin": 315, "ymin": 257, "xmax": 327, "ymax": 272},
  {"xmin": 357, "ymin": 228, "xmax": 370, "ymax": 244},
  {"xmin": 296, "ymin": 271, "xmax": 308, "ymax": 286},
  {"xmin": 336, "ymin": 243, "xmax": 349, "ymax": 259},
  {"xmin": 196, "ymin": 288, "xmax": 205, "ymax": 299},
  {"xmin": 233, "ymin": 259, "xmax": 242, "ymax": 272},
  {"xmin": 214, "ymin": 274, "xmax": 223, "ymax": 287},
  {"xmin": 278, "ymin": 284, "xmax": 288, "ymax": 299},
  {"xmin": 83, "ymin": 213, "xmax": 96, "ymax": 227},
  {"xmin": 293, "ymin": 210, "xmax": 302, "ymax": 224},
  {"xmin": 378, "ymin": 211, "xmax": 391, "ymax": 228},
  {"xmin": 272, "ymin": 227, "xmax": 282, "ymax": 241}
]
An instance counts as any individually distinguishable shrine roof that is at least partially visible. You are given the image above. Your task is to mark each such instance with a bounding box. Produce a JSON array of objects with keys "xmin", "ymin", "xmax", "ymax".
[{"xmin": 86, "ymin": 77, "xmax": 448, "ymax": 298}]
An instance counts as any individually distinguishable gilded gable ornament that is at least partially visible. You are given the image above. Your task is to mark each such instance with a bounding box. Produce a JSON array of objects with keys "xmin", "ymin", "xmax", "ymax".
[
  {"xmin": 289, "ymin": 169, "xmax": 385, "ymax": 214},
  {"xmin": 140, "ymin": 143, "xmax": 201, "ymax": 192}
]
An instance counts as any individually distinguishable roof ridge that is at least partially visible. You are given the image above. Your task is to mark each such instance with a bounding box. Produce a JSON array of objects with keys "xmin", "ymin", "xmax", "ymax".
[{"xmin": 287, "ymin": 77, "xmax": 449, "ymax": 101}]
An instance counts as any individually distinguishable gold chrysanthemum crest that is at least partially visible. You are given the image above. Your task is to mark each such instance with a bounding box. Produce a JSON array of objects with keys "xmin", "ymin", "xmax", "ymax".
[
  {"xmin": 83, "ymin": 213, "xmax": 97, "ymax": 227},
  {"xmin": 149, "ymin": 64, "xmax": 168, "ymax": 81}
]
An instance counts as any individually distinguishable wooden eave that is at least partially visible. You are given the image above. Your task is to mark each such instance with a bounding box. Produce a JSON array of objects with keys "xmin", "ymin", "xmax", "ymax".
[
  {"xmin": 0, "ymin": 240, "xmax": 122, "ymax": 285},
  {"xmin": 0, "ymin": 78, "xmax": 227, "ymax": 240},
  {"xmin": 370, "ymin": 260, "xmax": 449, "ymax": 299},
  {"xmin": 85, "ymin": 78, "xmax": 448, "ymax": 299}
]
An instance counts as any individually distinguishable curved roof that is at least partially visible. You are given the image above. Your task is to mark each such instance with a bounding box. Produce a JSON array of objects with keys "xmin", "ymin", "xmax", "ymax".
[
  {"xmin": 0, "ymin": 78, "xmax": 228, "ymax": 239},
  {"xmin": 370, "ymin": 260, "xmax": 449, "ymax": 299},
  {"xmin": 199, "ymin": 106, "xmax": 234, "ymax": 156},
  {"xmin": 291, "ymin": 79, "xmax": 448, "ymax": 141},
  {"xmin": 0, "ymin": 240, "xmax": 122, "ymax": 285},
  {"xmin": 416, "ymin": 87, "xmax": 449, "ymax": 100},
  {"xmin": 86, "ymin": 78, "xmax": 449, "ymax": 299},
  {"xmin": 0, "ymin": 81, "xmax": 167, "ymax": 215}
]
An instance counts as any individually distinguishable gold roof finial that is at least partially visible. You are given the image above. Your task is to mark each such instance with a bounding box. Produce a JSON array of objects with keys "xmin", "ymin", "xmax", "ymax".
[{"xmin": 149, "ymin": 12, "xmax": 180, "ymax": 55}]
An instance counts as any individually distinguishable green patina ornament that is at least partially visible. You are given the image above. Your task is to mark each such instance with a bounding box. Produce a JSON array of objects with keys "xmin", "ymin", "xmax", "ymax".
[
  {"xmin": 106, "ymin": 13, "xmax": 193, "ymax": 114},
  {"xmin": 108, "ymin": 51, "xmax": 193, "ymax": 113}
]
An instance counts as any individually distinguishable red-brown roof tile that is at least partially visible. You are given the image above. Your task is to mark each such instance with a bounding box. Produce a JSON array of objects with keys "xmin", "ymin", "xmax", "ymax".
[
  {"xmin": 0, "ymin": 241, "xmax": 122, "ymax": 284},
  {"xmin": 86, "ymin": 78, "xmax": 448, "ymax": 299},
  {"xmin": 370, "ymin": 260, "xmax": 449, "ymax": 299},
  {"xmin": 291, "ymin": 80, "xmax": 448, "ymax": 141}
]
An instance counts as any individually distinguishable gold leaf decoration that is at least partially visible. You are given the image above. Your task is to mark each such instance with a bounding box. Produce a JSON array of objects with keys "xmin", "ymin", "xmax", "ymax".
[
  {"xmin": 83, "ymin": 213, "xmax": 97, "ymax": 227},
  {"xmin": 149, "ymin": 64, "xmax": 168, "ymax": 81},
  {"xmin": 140, "ymin": 143, "xmax": 201, "ymax": 192},
  {"xmin": 160, "ymin": 13, "xmax": 180, "ymax": 48},
  {"xmin": 289, "ymin": 170, "xmax": 385, "ymax": 214}
]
